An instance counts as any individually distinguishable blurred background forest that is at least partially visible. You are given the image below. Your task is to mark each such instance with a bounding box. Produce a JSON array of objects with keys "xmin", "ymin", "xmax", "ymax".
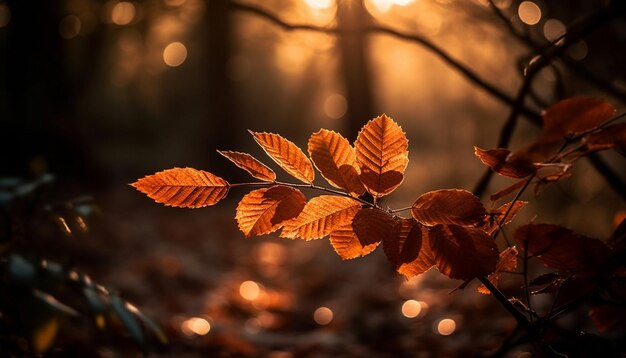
[{"xmin": 1, "ymin": 0, "xmax": 625, "ymax": 356}]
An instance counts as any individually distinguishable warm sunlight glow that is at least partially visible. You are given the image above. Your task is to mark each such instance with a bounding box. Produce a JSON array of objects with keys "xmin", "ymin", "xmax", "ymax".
[
  {"xmin": 392, "ymin": 0, "xmax": 415, "ymax": 6},
  {"xmin": 436, "ymin": 318, "xmax": 456, "ymax": 335},
  {"xmin": 313, "ymin": 307, "xmax": 333, "ymax": 325},
  {"xmin": 59, "ymin": 15, "xmax": 81, "ymax": 40},
  {"xmin": 366, "ymin": 0, "xmax": 393, "ymax": 13},
  {"xmin": 111, "ymin": 2, "xmax": 136, "ymax": 25},
  {"xmin": 0, "ymin": 4, "xmax": 10, "ymax": 28},
  {"xmin": 401, "ymin": 300, "xmax": 422, "ymax": 318},
  {"xmin": 543, "ymin": 19, "xmax": 566, "ymax": 42},
  {"xmin": 163, "ymin": 42, "xmax": 188, "ymax": 67},
  {"xmin": 324, "ymin": 93, "xmax": 348, "ymax": 119},
  {"xmin": 240, "ymin": 280, "xmax": 261, "ymax": 301},
  {"xmin": 518, "ymin": 1, "xmax": 541, "ymax": 25},
  {"xmin": 244, "ymin": 318, "xmax": 261, "ymax": 334},
  {"xmin": 181, "ymin": 317, "xmax": 211, "ymax": 336},
  {"xmin": 304, "ymin": 0, "xmax": 333, "ymax": 10}
]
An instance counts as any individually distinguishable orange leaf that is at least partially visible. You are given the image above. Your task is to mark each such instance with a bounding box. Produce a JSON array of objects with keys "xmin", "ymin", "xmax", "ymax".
[
  {"xmin": 354, "ymin": 114, "xmax": 408, "ymax": 198},
  {"xmin": 235, "ymin": 185, "xmax": 306, "ymax": 238},
  {"xmin": 217, "ymin": 150, "xmax": 276, "ymax": 182},
  {"xmin": 543, "ymin": 96, "xmax": 615, "ymax": 138},
  {"xmin": 474, "ymin": 147, "xmax": 536, "ymax": 178},
  {"xmin": 280, "ymin": 196, "xmax": 361, "ymax": 240},
  {"xmin": 250, "ymin": 131, "xmax": 315, "ymax": 184},
  {"xmin": 132, "ymin": 167, "xmax": 229, "ymax": 208},
  {"xmin": 582, "ymin": 123, "xmax": 626, "ymax": 157},
  {"xmin": 515, "ymin": 224, "xmax": 613, "ymax": 276},
  {"xmin": 429, "ymin": 224, "xmax": 499, "ymax": 280},
  {"xmin": 482, "ymin": 201, "xmax": 527, "ymax": 235},
  {"xmin": 329, "ymin": 210, "xmax": 378, "ymax": 260},
  {"xmin": 411, "ymin": 189, "xmax": 487, "ymax": 227},
  {"xmin": 308, "ymin": 129, "xmax": 365, "ymax": 197},
  {"xmin": 478, "ymin": 246, "xmax": 518, "ymax": 294},
  {"xmin": 352, "ymin": 208, "xmax": 395, "ymax": 248},
  {"xmin": 382, "ymin": 218, "xmax": 435, "ymax": 278}
]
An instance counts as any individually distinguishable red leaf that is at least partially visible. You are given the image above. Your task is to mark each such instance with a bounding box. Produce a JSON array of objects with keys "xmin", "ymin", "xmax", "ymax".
[
  {"xmin": 382, "ymin": 218, "xmax": 435, "ymax": 278},
  {"xmin": 474, "ymin": 147, "xmax": 536, "ymax": 178},
  {"xmin": 411, "ymin": 189, "xmax": 487, "ymax": 227},
  {"xmin": 542, "ymin": 96, "xmax": 616, "ymax": 138},
  {"xmin": 352, "ymin": 208, "xmax": 395, "ymax": 247},
  {"xmin": 582, "ymin": 123, "xmax": 626, "ymax": 157},
  {"xmin": 482, "ymin": 201, "xmax": 527, "ymax": 235}
]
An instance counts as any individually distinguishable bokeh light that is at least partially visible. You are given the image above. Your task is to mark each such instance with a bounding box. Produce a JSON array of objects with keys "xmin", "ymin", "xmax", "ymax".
[
  {"xmin": 518, "ymin": 1, "xmax": 541, "ymax": 25},
  {"xmin": 111, "ymin": 1, "xmax": 136, "ymax": 25},
  {"xmin": 436, "ymin": 318, "xmax": 457, "ymax": 335},
  {"xmin": 181, "ymin": 317, "xmax": 211, "ymax": 336},
  {"xmin": 163, "ymin": 42, "xmax": 188, "ymax": 67},
  {"xmin": 401, "ymin": 299, "xmax": 422, "ymax": 318},
  {"xmin": 0, "ymin": 4, "xmax": 10, "ymax": 28},
  {"xmin": 239, "ymin": 280, "xmax": 261, "ymax": 301},
  {"xmin": 304, "ymin": 0, "xmax": 333, "ymax": 10},
  {"xmin": 313, "ymin": 306, "xmax": 333, "ymax": 325},
  {"xmin": 324, "ymin": 93, "xmax": 348, "ymax": 119},
  {"xmin": 59, "ymin": 15, "xmax": 81, "ymax": 40},
  {"xmin": 567, "ymin": 41, "xmax": 588, "ymax": 61},
  {"xmin": 543, "ymin": 19, "xmax": 566, "ymax": 42}
]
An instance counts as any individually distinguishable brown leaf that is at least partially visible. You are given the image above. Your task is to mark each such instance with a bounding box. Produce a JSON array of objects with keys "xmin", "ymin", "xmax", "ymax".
[
  {"xmin": 482, "ymin": 201, "xmax": 527, "ymax": 235},
  {"xmin": 543, "ymin": 96, "xmax": 615, "ymax": 138},
  {"xmin": 308, "ymin": 129, "xmax": 365, "ymax": 197},
  {"xmin": 352, "ymin": 208, "xmax": 395, "ymax": 247},
  {"xmin": 131, "ymin": 167, "xmax": 229, "ymax": 208},
  {"xmin": 429, "ymin": 224, "xmax": 499, "ymax": 280},
  {"xmin": 354, "ymin": 114, "xmax": 408, "ymax": 198},
  {"xmin": 515, "ymin": 224, "xmax": 613, "ymax": 276},
  {"xmin": 280, "ymin": 195, "xmax": 361, "ymax": 240},
  {"xmin": 329, "ymin": 210, "xmax": 378, "ymax": 260},
  {"xmin": 474, "ymin": 147, "xmax": 536, "ymax": 178},
  {"xmin": 217, "ymin": 150, "xmax": 276, "ymax": 182},
  {"xmin": 490, "ymin": 180, "xmax": 526, "ymax": 201},
  {"xmin": 382, "ymin": 218, "xmax": 435, "ymax": 278},
  {"xmin": 582, "ymin": 123, "xmax": 626, "ymax": 157},
  {"xmin": 478, "ymin": 246, "xmax": 518, "ymax": 294},
  {"xmin": 250, "ymin": 131, "xmax": 315, "ymax": 184},
  {"xmin": 411, "ymin": 189, "xmax": 487, "ymax": 227},
  {"xmin": 235, "ymin": 185, "xmax": 306, "ymax": 237}
]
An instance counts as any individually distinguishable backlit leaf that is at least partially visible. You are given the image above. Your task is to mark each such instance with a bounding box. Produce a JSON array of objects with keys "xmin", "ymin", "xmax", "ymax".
[
  {"xmin": 411, "ymin": 189, "xmax": 487, "ymax": 227},
  {"xmin": 354, "ymin": 114, "xmax": 408, "ymax": 198},
  {"xmin": 490, "ymin": 180, "xmax": 526, "ymax": 201},
  {"xmin": 515, "ymin": 223, "xmax": 613, "ymax": 276},
  {"xmin": 132, "ymin": 167, "xmax": 229, "ymax": 208},
  {"xmin": 543, "ymin": 96, "xmax": 615, "ymax": 138},
  {"xmin": 280, "ymin": 195, "xmax": 361, "ymax": 240},
  {"xmin": 482, "ymin": 201, "xmax": 527, "ymax": 234},
  {"xmin": 474, "ymin": 147, "xmax": 536, "ymax": 178},
  {"xmin": 250, "ymin": 131, "xmax": 314, "ymax": 184},
  {"xmin": 429, "ymin": 224, "xmax": 499, "ymax": 280},
  {"xmin": 329, "ymin": 209, "xmax": 378, "ymax": 260},
  {"xmin": 352, "ymin": 208, "xmax": 395, "ymax": 248},
  {"xmin": 308, "ymin": 129, "xmax": 365, "ymax": 196},
  {"xmin": 582, "ymin": 123, "xmax": 626, "ymax": 157},
  {"xmin": 217, "ymin": 150, "xmax": 276, "ymax": 182},
  {"xmin": 478, "ymin": 246, "xmax": 518, "ymax": 294},
  {"xmin": 236, "ymin": 185, "xmax": 306, "ymax": 237},
  {"xmin": 382, "ymin": 218, "xmax": 435, "ymax": 278}
]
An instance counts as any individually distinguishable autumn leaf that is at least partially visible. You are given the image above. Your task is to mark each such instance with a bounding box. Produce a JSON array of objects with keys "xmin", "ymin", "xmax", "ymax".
[
  {"xmin": 411, "ymin": 189, "xmax": 487, "ymax": 227},
  {"xmin": 490, "ymin": 180, "xmax": 526, "ymax": 202},
  {"xmin": 482, "ymin": 201, "xmax": 527, "ymax": 235},
  {"xmin": 474, "ymin": 147, "xmax": 536, "ymax": 178},
  {"xmin": 217, "ymin": 150, "xmax": 276, "ymax": 182},
  {"xmin": 308, "ymin": 129, "xmax": 365, "ymax": 197},
  {"xmin": 515, "ymin": 223, "xmax": 613, "ymax": 276},
  {"xmin": 132, "ymin": 167, "xmax": 229, "ymax": 208},
  {"xmin": 354, "ymin": 114, "xmax": 408, "ymax": 198},
  {"xmin": 250, "ymin": 131, "xmax": 315, "ymax": 184},
  {"xmin": 381, "ymin": 218, "xmax": 435, "ymax": 278},
  {"xmin": 478, "ymin": 246, "xmax": 518, "ymax": 294},
  {"xmin": 429, "ymin": 224, "xmax": 499, "ymax": 280},
  {"xmin": 329, "ymin": 210, "xmax": 378, "ymax": 260},
  {"xmin": 352, "ymin": 208, "xmax": 395, "ymax": 248},
  {"xmin": 542, "ymin": 96, "xmax": 616, "ymax": 138},
  {"xmin": 582, "ymin": 123, "xmax": 626, "ymax": 157},
  {"xmin": 280, "ymin": 195, "xmax": 361, "ymax": 240},
  {"xmin": 235, "ymin": 185, "xmax": 306, "ymax": 237}
]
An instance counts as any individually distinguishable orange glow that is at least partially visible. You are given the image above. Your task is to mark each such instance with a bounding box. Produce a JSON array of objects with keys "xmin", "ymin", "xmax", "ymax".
[
  {"xmin": 111, "ymin": 2, "xmax": 136, "ymax": 26},
  {"xmin": 518, "ymin": 1, "xmax": 541, "ymax": 25},
  {"xmin": 324, "ymin": 94, "xmax": 348, "ymax": 119},
  {"xmin": 436, "ymin": 318, "xmax": 456, "ymax": 335},
  {"xmin": 401, "ymin": 300, "xmax": 421, "ymax": 318},
  {"xmin": 304, "ymin": 0, "xmax": 333, "ymax": 10},
  {"xmin": 313, "ymin": 307, "xmax": 333, "ymax": 325},
  {"xmin": 543, "ymin": 19, "xmax": 566, "ymax": 42},
  {"xmin": 239, "ymin": 280, "xmax": 261, "ymax": 301},
  {"xmin": 59, "ymin": 15, "xmax": 81, "ymax": 40},
  {"xmin": 244, "ymin": 318, "xmax": 261, "ymax": 334},
  {"xmin": 181, "ymin": 317, "xmax": 211, "ymax": 336},
  {"xmin": 0, "ymin": 4, "xmax": 11, "ymax": 28},
  {"xmin": 163, "ymin": 42, "xmax": 188, "ymax": 67}
]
